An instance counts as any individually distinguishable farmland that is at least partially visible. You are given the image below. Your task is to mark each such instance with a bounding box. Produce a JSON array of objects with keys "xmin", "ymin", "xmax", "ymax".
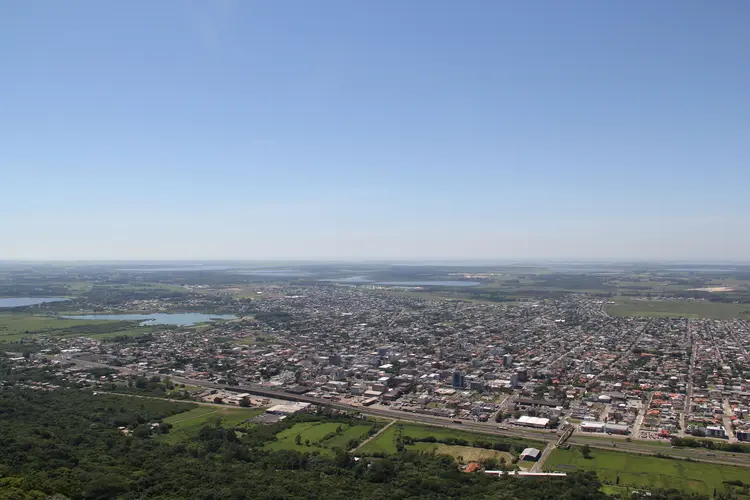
[
  {"xmin": 265, "ymin": 421, "xmax": 379, "ymax": 456},
  {"xmin": 159, "ymin": 406, "xmax": 265, "ymax": 444},
  {"xmin": 544, "ymin": 446, "xmax": 750, "ymax": 498},
  {"xmin": 606, "ymin": 298, "xmax": 750, "ymax": 319},
  {"xmin": 356, "ymin": 421, "xmax": 543, "ymax": 462},
  {"xmin": 0, "ymin": 313, "xmax": 131, "ymax": 343},
  {"xmin": 409, "ymin": 443, "xmax": 514, "ymax": 464}
]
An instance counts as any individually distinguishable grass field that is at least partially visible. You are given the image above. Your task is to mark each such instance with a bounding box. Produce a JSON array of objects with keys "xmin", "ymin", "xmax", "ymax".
[
  {"xmin": 357, "ymin": 422, "xmax": 543, "ymax": 457},
  {"xmin": 409, "ymin": 443, "xmax": 514, "ymax": 464},
  {"xmin": 159, "ymin": 406, "xmax": 265, "ymax": 444},
  {"xmin": 0, "ymin": 313, "xmax": 159, "ymax": 344},
  {"xmin": 265, "ymin": 421, "xmax": 377, "ymax": 456},
  {"xmin": 607, "ymin": 298, "xmax": 750, "ymax": 319},
  {"xmin": 0, "ymin": 314, "xmax": 119, "ymax": 342},
  {"xmin": 90, "ymin": 283, "xmax": 188, "ymax": 293},
  {"xmin": 544, "ymin": 446, "xmax": 750, "ymax": 497}
]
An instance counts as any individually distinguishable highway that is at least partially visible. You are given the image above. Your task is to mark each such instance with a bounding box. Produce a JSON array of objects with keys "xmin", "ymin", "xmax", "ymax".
[{"xmin": 61, "ymin": 356, "xmax": 750, "ymax": 469}]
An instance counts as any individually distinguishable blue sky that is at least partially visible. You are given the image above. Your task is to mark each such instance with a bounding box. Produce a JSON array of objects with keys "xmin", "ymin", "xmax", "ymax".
[{"xmin": 2, "ymin": 1, "xmax": 748, "ymax": 260}]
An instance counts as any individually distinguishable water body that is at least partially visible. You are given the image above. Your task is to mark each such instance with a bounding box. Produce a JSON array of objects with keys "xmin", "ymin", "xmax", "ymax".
[
  {"xmin": 237, "ymin": 270, "xmax": 313, "ymax": 277},
  {"xmin": 62, "ymin": 312, "xmax": 236, "ymax": 326},
  {"xmin": 319, "ymin": 276, "xmax": 374, "ymax": 283},
  {"xmin": 376, "ymin": 281, "xmax": 481, "ymax": 287},
  {"xmin": 118, "ymin": 266, "xmax": 235, "ymax": 272},
  {"xmin": 0, "ymin": 297, "xmax": 70, "ymax": 308},
  {"xmin": 668, "ymin": 268, "xmax": 737, "ymax": 273}
]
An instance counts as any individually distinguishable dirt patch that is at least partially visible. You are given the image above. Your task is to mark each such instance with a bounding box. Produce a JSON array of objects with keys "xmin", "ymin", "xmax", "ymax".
[{"xmin": 433, "ymin": 445, "xmax": 513, "ymax": 464}]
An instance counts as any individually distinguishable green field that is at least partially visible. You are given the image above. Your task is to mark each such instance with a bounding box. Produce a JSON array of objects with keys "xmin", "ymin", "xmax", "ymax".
[
  {"xmin": 544, "ymin": 447, "xmax": 750, "ymax": 497},
  {"xmin": 357, "ymin": 422, "xmax": 543, "ymax": 457},
  {"xmin": 0, "ymin": 314, "xmax": 122, "ymax": 342},
  {"xmin": 265, "ymin": 421, "xmax": 377, "ymax": 456},
  {"xmin": 90, "ymin": 283, "xmax": 188, "ymax": 293},
  {"xmin": 0, "ymin": 312, "xmax": 163, "ymax": 345},
  {"xmin": 607, "ymin": 298, "xmax": 750, "ymax": 319},
  {"xmin": 159, "ymin": 406, "xmax": 264, "ymax": 444}
]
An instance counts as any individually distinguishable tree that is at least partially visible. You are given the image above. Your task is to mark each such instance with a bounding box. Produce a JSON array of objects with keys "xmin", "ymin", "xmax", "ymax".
[
  {"xmin": 213, "ymin": 397, "xmax": 223, "ymax": 404},
  {"xmin": 581, "ymin": 444, "xmax": 592, "ymax": 459},
  {"xmin": 295, "ymin": 434, "xmax": 302, "ymax": 445},
  {"xmin": 239, "ymin": 397, "xmax": 251, "ymax": 407},
  {"xmin": 84, "ymin": 474, "xmax": 129, "ymax": 500}
]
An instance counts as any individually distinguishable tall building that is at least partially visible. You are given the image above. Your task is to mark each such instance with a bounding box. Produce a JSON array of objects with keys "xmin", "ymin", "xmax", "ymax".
[
  {"xmin": 452, "ymin": 370, "xmax": 466, "ymax": 389},
  {"xmin": 583, "ymin": 359, "xmax": 593, "ymax": 374},
  {"xmin": 503, "ymin": 354, "xmax": 513, "ymax": 367}
]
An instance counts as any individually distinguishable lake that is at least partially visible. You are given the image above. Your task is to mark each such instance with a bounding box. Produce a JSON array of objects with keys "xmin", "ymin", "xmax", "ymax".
[
  {"xmin": 376, "ymin": 281, "xmax": 480, "ymax": 287},
  {"xmin": 61, "ymin": 312, "xmax": 237, "ymax": 326},
  {"xmin": 237, "ymin": 270, "xmax": 314, "ymax": 277},
  {"xmin": 118, "ymin": 266, "xmax": 235, "ymax": 272},
  {"xmin": 0, "ymin": 297, "xmax": 70, "ymax": 308},
  {"xmin": 319, "ymin": 276, "xmax": 375, "ymax": 283}
]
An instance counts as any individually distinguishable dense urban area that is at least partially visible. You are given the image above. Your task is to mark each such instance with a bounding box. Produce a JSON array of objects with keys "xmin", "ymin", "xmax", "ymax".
[{"xmin": 2, "ymin": 262, "xmax": 750, "ymax": 499}]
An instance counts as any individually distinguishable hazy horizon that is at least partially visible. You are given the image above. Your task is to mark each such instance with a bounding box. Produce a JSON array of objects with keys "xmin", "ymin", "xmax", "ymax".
[{"xmin": 3, "ymin": 1, "xmax": 748, "ymax": 261}]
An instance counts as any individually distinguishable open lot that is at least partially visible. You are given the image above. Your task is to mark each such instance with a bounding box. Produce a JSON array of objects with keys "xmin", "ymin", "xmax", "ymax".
[
  {"xmin": 0, "ymin": 314, "xmax": 122, "ymax": 342},
  {"xmin": 544, "ymin": 447, "xmax": 750, "ymax": 497},
  {"xmin": 606, "ymin": 298, "xmax": 750, "ymax": 319},
  {"xmin": 265, "ymin": 421, "xmax": 378, "ymax": 456},
  {"xmin": 409, "ymin": 443, "xmax": 514, "ymax": 464},
  {"xmin": 357, "ymin": 422, "xmax": 543, "ymax": 458},
  {"xmin": 159, "ymin": 406, "xmax": 264, "ymax": 444}
]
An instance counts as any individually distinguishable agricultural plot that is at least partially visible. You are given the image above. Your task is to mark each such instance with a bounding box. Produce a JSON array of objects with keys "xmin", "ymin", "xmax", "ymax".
[
  {"xmin": 356, "ymin": 422, "xmax": 543, "ymax": 461},
  {"xmin": 544, "ymin": 447, "xmax": 750, "ymax": 498},
  {"xmin": 606, "ymin": 298, "xmax": 750, "ymax": 319},
  {"xmin": 159, "ymin": 406, "xmax": 264, "ymax": 444},
  {"xmin": 265, "ymin": 421, "xmax": 378, "ymax": 456},
  {"xmin": 408, "ymin": 443, "xmax": 513, "ymax": 464},
  {"xmin": 0, "ymin": 314, "xmax": 121, "ymax": 342},
  {"xmin": 0, "ymin": 312, "xmax": 160, "ymax": 345}
]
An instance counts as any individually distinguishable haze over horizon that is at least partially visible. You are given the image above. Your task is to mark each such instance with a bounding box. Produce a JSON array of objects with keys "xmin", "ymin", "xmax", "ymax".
[{"xmin": 3, "ymin": 1, "xmax": 748, "ymax": 261}]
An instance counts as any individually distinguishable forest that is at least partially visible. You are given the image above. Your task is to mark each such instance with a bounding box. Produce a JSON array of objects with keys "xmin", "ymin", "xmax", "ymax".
[{"xmin": 0, "ymin": 386, "xmax": 727, "ymax": 500}]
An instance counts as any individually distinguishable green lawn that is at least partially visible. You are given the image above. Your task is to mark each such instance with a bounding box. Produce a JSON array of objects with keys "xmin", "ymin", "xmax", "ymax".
[
  {"xmin": 357, "ymin": 422, "xmax": 544, "ymax": 456},
  {"xmin": 606, "ymin": 298, "xmax": 750, "ymax": 320},
  {"xmin": 159, "ymin": 406, "xmax": 264, "ymax": 444},
  {"xmin": 0, "ymin": 313, "xmax": 159, "ymax": 344},
  {"xmin": 265, "ymin": 422, "xmax": 377, "ymax": 456},
  {"xmin": 544, "ymin": 447, "xmax": 750, "ymax": 497},
  {"xmin": 0, "ymin": 314, "xmax": 117, "ymax": 342}
]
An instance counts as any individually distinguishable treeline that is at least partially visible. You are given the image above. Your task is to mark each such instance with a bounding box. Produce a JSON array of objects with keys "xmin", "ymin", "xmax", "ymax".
[
  {"xmin": 671, "ymin": 436, "xmax": 750, "ymax": 454},
  {"xmin": 96, "ymin": 374, "xmax": 195, "ymax": 400},
  {"xmin": 83, "ymin": 285, "xmax": 187, "ymax": 304}
]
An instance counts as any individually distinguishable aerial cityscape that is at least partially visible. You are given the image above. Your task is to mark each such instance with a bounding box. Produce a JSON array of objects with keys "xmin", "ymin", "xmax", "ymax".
[
  {"xmin": 2, "ymin": 262, "xmax": 750, "ymax": 498},
  {"xmin": 3, "ymin": 0, "xmax": 750, "ymax": 498}
]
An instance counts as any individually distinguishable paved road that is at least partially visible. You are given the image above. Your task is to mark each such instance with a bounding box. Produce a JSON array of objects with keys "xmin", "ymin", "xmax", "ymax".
[
  {"xmin": 61, "ymin": 356, "xmax": 750, "ymax": 469},
  {"xmin": 723, "ymin": 398, "xmax": 737, "ymax": 443}
]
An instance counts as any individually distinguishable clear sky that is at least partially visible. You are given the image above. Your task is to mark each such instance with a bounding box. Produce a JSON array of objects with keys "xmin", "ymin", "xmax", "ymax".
[{"xmin": 2, "ymin": 1, "xmax": 748, "ymax": 261}]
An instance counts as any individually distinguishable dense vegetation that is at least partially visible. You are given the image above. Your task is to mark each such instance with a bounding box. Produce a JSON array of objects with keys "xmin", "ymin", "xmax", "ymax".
[
  {"xmin": 0, "ymin": 388, "xmax": 614, "ymax": 500},
  {"xmin": 0, "ymin": 387, "xmax": 728, "ymax": 499}
]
